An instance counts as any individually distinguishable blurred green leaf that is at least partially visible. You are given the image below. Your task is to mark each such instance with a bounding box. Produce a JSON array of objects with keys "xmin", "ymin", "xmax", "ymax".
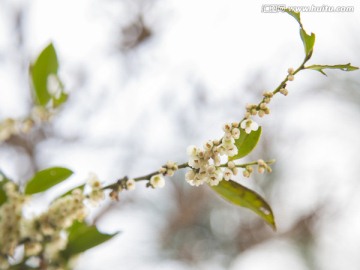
[
  {"xmin": 62, "ymin": 221, "xmax": 119, "ymax": 259},
  {"xmin": 300, "ymin": 29, "xmax": 315, "ymax": 59},
  {"xmin": 25, "ymin": 167, "xmax": 73, "ymax": 195},
  {"xmin": 285, "ymin": 9, "xmax": 315, "ymax": 59},
  {"xmin": 211, "ymin": 180, "xmax": 276, "ymax": 230},
  {"xmin": 30, "ymin": 43, "xmax": 59, "ymax": 106},
  {"xmin": 229, "ymin": 127, "xmax": 262, "ymax": 161},
  {"xmin": 284, "ymin": 8, "xmax": 302, "ymax": 27},
  {"xmin": 52, "ymin": 91, "xmax": 68, "ymax": 108},
  {"xmin": 306, "ymin": 63, "xmax": 359, "ymax": 76},
  {"xmin": 0, "ymin": 177, "xmax": 9, "ymax": 207},
  {"xmin": 0, "ymin": 171, "xmax": 11, "ymax": 206}
]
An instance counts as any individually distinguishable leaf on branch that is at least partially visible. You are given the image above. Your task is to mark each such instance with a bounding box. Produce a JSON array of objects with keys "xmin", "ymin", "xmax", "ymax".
[
  {"xmin": 300, "ymin": 29, "xmax": 315, "ymax": 59},
  {"xmin": 229, "ymin": 127, "xmax": 262, "ymax": 161},
  {"xmin": 284, "ymin": 9, "xmax": 302, "ymax": 28},
  {"xmin": 53, "ymin": 91, "xmax": 69, "ymax": 108},
  {"xmin": 305, "ymin": 63, "xmax": 359, "ymax": 76},
  {"xmin": 211, "ymin": 180, "xmax": 276, "ymax": 230},
  {"xmin": 30, "ymin": 43, "xmax": 59, "ymax": 106},
  {"xmin": 29, "ymin": 43, "xmax": 68, "ymax": 108},
  {"xmin": 284, "ymin": 9, "xmax": 315, "ymax": 59},
  {"xmin": 62, "ymin": 221, "xmax": 119, "ymax": 259},
  {"xmin": 24, "ymin": 167, "xmax": 73, "ymax": 195}
]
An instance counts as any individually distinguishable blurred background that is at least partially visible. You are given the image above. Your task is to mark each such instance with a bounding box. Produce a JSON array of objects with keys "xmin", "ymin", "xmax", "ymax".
[{"xmin": 0, "ymin": 0, "xmax": 360, "ymax": 269}]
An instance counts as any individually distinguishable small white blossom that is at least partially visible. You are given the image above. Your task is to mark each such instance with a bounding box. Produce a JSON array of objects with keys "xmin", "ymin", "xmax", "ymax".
[
  {"xmin": 240, "ymin": 119, "xmax": 259, "ymax": 134},
  {"xmin": 126, "ymin": 178, "xmax": 136, "ymax": 190},
  {"xmin": 231, "ymin": 128, "xmax": 240, "ymax": 139},
  {"xmin": 222, "ymin": 123, "xmax": 232, "ymax": 133},
  {"xmin": 223, "ymin": 168, "xmax": 233, "ymax": 181},
  {"xmin": 185, "ymin": 170, "xmax": 195, "ymax": 181},
  {"xmin": 150, "ymin": 174, "xmax": 165, "ymax": 188},
  {"xmin": 186, "ymin": 145, "xmax": 197, "ymax": 156}
]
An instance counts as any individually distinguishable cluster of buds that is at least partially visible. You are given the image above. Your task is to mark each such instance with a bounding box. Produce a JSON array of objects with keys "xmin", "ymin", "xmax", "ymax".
[
  {"xmin": 245, "ymin": 102, "xmax": 270, "ymax": 119},
  {"xmin": 185, "ymin": 122, "xmax": 244, "ymax": 187},
  {"xmin": 0, "ymin": 106, "xmax": 55, "ymax": 144},
  {"xmin": 38, "ymin": 189, "xmax": 86, "ymax": 236},
  {"xmin": 0, "ymin": 117, "xmax": 35, "ymax": 143},
  {"xmin": 159, "ymin": 161, "xmax": 179, "ymax": 177},
  {"xmin": 243, "ymin": 165, "xmax": 254, "ymax": 178},
  {"xmin": 287, "ymin": 67, "xmax": 295, "ymax": 81},
  {"xmin": 257, "ymin": 159, "xmax": 272, "ymax": 174},
  {"xmin": 0, "ymin": 182, "xmax": 25, "ymax": 256},
  {"xmin": 109, "ymin": 177, "xmax": 136, "ymax": 201},
  {"xmin": 280, "ymin": 67, "xmax": 295, "ymax": 96}
]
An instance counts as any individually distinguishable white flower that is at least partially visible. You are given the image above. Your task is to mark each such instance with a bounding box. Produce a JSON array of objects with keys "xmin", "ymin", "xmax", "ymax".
[
  {"xmin": 222, "ymin": 123, "xmax": 232, "ymax": 133},
  {"xmin": 240, "ymin": 119, "xmax": 259, "ymax": 134},
  {"xmin": 150, "ymin": 174, "xmax": 165, "ymax": 188},
  {"xmin": 207, "ymin": 168, "xmax": 223, "ymax": 186},
  {"xmin": 126, "ymin": 178, "xmax": 136, "ymax": 190},
  {"xmin": 185, "ymin": 170, "xmax": 195, "ymax": 181},
  {"xmin": 231, "ymin": 128, "xmax": 240, "ymax": 139},
  {"xmin": 223, "ymin": 168, "xmax": 233, "ymax": 181},
  {"xmin": 186, "ymin": 145, "xmax": 197, "ymax": 156},
  {"xmin": 225, "ymin": 145, "xmax": 238, "ymax": 157},
  {"xmin": 188, "ymin": 156, "xmax": 201, "ymax": 169}
]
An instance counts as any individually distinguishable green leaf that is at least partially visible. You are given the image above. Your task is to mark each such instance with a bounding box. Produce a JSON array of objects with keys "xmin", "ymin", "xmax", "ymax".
[
  {"xmin": 306, "ymin": 63, "xmax": 359, "ymax": 76},
  {"xmin": 25, "ymin": 167, "xmax": 73, "ymax": 195},
  {"xmin": 30, "ymin": 43, "xmax": 59, "ymax": 106},
  {"xmin": 284, "ymin": 8, "xmax": 302, "ymax": 28},
  {"xmin": 284, "ymin": 8, "xmax": 315, "ymax": 59},
  {"xmin": 211, "ymin": 180, "xmax": 276, "ymax": 230},
  {"xmin": 229, "ymin": 127, "xmax": 262, "ymax": 161},
  {"xmin": 0, "ymin": 174, "xmax": 9, "ymax": 206},
  {"xmin": 300, "ymin": 29, "xmax": 315, "ymax": 59},
  {"xmin": 52, "ymin": 91, "xmax": 68, "ymax": 108},
  {"xmin": 62, "ymin": 221, "xmax": 119, "ymax": 259}
]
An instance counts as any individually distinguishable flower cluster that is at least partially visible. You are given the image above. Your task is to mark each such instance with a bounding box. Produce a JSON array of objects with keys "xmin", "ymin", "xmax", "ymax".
[
  {"xmin": 0, "ymin": 118, "xmax": 34, "ymax": 143},
  {"xmin": 0, "ymin": 106, "xmax": 54, "ymax": 144},
  {"xmin": 280, "ymin": 67, "xmax": 295, "ymax": 96},
  {"xmin": 257, "ymin": 159, "xmax": 272, "ymax": 174},
  {"xmin": 159, "ymin": 161, "xmax": 179, "ymax": 177},
  {"xmin": 0, "ymin": 182, "xmax": 25, "ymax": 257},
  {"xmin": 242, "ymin": 165, "xmax": 254, "ymax": 178},
  {"xmin": 185, "ymin": 122, "xmax": 244, "ymax": 187}
]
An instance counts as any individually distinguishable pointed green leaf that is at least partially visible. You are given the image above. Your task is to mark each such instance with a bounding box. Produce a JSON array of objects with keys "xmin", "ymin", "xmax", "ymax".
[
  {"xmin": 52, "ymin": 91, "xmax": 68, "ymax": 108},
  {"xmin": 30, "ymin": 43, "xmax": 59, "ymax": 106},
  {"xmin": 211, "ymin": 180, "xmax": 276, "ymax": 230},
  {"xmin": 284, "ymin": 8, "xmax": 302, "ymax": 28},
  {"xmin": 306, "ymin": 63, "xmax": 359, "ymax": 76},
  {"xmin": 62, "ymin": 221, "xmax": 119, "ymax": 259},
  {"xmin": 25, "ymin": 167, "xmax": 73, "ymax": 195},
  {"xmin": 229, "ymin": 127, "xmax": 262, "ymax": 161},
  {"xmin": 284, "ymin": 8, "xmax": 315, "ymax": 59},
  {"xmin": 300, "ymin": 29, "xmax": 315, "ymax": 58}
]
